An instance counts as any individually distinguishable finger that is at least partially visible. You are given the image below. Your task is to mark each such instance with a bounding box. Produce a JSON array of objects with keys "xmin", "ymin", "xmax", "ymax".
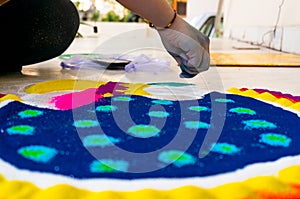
[
  {"xmin": 186, "ymin": 48, "xmax": 202, "ymax": 68},
  {"xmin": 168, "ymin": 51, "xmax": 183, "ymax": 65},
  {"xmin": 197, "ymin": 50, "xmax": 210, "ymax": 72},
  {"xmin": 174, "ymin": 56, "xmax": 182, "ymax": 65}
]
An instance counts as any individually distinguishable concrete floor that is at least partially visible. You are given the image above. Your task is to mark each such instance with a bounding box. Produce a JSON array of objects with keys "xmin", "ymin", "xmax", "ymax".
[{"xmin": 1, "ymin": 22, "xmax": 300, "ymax": 97}]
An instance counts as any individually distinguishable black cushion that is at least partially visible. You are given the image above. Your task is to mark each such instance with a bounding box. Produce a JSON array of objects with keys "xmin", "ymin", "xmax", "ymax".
[{"xmin": 0, "ymin": 0, "xmax": 79, "ymax": 71}]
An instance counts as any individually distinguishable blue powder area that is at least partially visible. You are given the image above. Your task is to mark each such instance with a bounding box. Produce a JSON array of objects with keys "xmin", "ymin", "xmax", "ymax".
[{"xmin": 0, "ymin": 92, "xmax": 300, "ymax": 179}]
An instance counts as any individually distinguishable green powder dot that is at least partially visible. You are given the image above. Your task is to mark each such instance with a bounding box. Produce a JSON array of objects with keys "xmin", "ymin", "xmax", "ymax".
[
  {"xmin": 83, "ymin": 135, "xmax": 120, "ymax": 147},
  {"xmin": 188, "ymin": 106, "xmax": 209, "ymax": 112},
  {"xmin": 229, "ymin": 107, "xmax": 256, "ymax": 115},
  {"xmin": 243, "ymin": 120, "xmax": 277, "ymax": 130},
  {"xmin": 211, "ymin": 143, "xmax": 241, "ymax": 155},
  {"xmin": 260, "ymin": 133, "xmax": 291, "ymax": 147},
  {"xmin": 18, "ymin": 145, "xmax": 58, "ymax": 163},
  {"xmin": 127, "ymin": 124, "xmax": 160, "ymax": 138},
  {"xmin": 215, "ymin": 98, "xmax": 235, "ymax": 103},
  {"xmin": 113, "ymin": 96, "xmax": 134, "ymax": 102},
  {"xmin": 7, "ymin": 125, "xmax": 35, "ymax": 135},
  {"xmin": 90, "ymin": 159, "xmax": 129, "ymax": 173},
  {"xmin": 18, "ymin": 109, "xmax": 43, "ymax": 118},
  {"xmin": 96, "ymin": 105, "xmax": 117, "ymax": 112},
  {"xmin": 148, "ymin": 111, "xmax": 170, "ymax": 118},
  {"xmin": 73, "ymin": 120, "xmax": 99, "ymax": 128},
  {"xmin": 158, "ymin": 150, "xmax": 196, "ymax": 167},
  {"xmin": 184, "ymin": 121, "xmax": 210, "ymax": 129}
]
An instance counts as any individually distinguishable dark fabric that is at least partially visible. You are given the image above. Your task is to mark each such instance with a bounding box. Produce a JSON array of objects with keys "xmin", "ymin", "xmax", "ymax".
[{"xmin": 0, "ymin": 0, "xmax": 79, "ymax": 71}]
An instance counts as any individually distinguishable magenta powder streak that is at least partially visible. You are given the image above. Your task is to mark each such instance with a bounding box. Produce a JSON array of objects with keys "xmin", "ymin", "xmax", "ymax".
[
  {"xmin": 96, "ymin": 82, "xmax": 127, "ymax": 95},
  {"xmin": 253, "ymin": 89, "xmax": 300, "ymax": 102},
  {"xmin": 49, "ymin": 88, "xmax": 101, "ymax": 110},
  {"xmin": 49, "ymin": 82, "xmax": 128, "ymax": 110}
]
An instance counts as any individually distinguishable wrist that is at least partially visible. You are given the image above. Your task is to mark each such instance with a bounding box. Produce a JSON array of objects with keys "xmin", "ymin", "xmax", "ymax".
[{"xmin": 149, "ymin": 10, "xmax": 177, "ymax": 30}]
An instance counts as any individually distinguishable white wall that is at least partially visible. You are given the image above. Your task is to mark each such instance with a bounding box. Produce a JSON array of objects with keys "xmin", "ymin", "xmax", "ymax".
[
  {"xmin": 186, "ymin": 0, "xmax": 219, "ymax": 21},
  {"xmin": 223, "ymin": 0, "xmax": 300, "ymax": 54}
]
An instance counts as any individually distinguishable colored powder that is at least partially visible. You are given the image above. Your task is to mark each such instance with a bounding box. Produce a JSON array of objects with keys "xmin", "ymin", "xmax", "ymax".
[
  {"xmin": 127, "ymin": 124, "xmax": 161, "ymax": 138},
  {"xmin": 1, "ymin": 167, "xmax": 300, "ymax": 198},
  {"xmin": 243, "ymin": 120, "xmax": 277, "ymax": 130},
  {"xmin": 18, "ymin": 109, "xmax": 43, "ymax": 118},
  {"xmin": 6, "ymin": 125, "xmax": 35, "ymax": 135},
  {"xmin": 259, "ymin": 133, "xmax": 291, "ymax": 147},
  {"xmin": 96, "ymin": 105, "xmax": 117, "ymax": 112},
  {"xmin": 188, "ymin": 106, "xmax": 210, "ymax": 112},
  {"xmin": 148, "ymin": 111, "xmax": 170, "ymax": 118},
  {"xmin": 152, "ymin": 99, "xmax": 173, "ymax": 105},
  {"xmin": 1, "ymin": 92, "xmax": 300, "ymax": 180},
  {"xmin": 184, "ymin": 121, "xmax": 210, "ymax": 129},
  {"xmin": 113, "ymin": 96, "xmax": 134, "ymax": 102},
  {"xmin": 240, "ymin": 88, "xmax": 248, "ymax": 92},
  {"xmin": 18, "ymin": 145, "xmax": 58, "ymax": 163},
  {"xmin": 73, "ymin": 120, "xmax": 99, "ymax": 128},
  {"xmin": 0, "ymin": 94, "xmax": 22, "ymax": 103},
  {"xmin": 25, "ymin": 79, "xmax": 103, "ymax": 94},
  {"xmin": 49, "ymin": 82, "xmax": 151, "ymax": 110},
  {"xmin": 242, "ymin": 88, "xmax": 300, "ymax": 103},
  {"xmin": 50, "ymin": 88, "xmax": 103, "ymax": 110},
  {"xmin": 211, "ymin": 143, "xmax": 241, "ymax": 155},
  {"xmin": 215, "ymin": 98, "xmax": 235, "ymax": 103},
  {"xmin": 158, "ymin": 150, "xmax": 196, "ymax": 167},
  {"xmin": 83, "ymin": 135, "xmax": 121, "ymax": 147},
  {"xmin": 96, "ymin": 82, "xmax": 127, "ymax": 96},
  {"xmin": 229, "ymin": 107, "xmax": 256, "ymax": 115},
  {"xmin": 122, "ymin": 83, "xmax": 151, "ymax": 96},
  {"xmin": 90, "ymin": 159, "xmax": 129, "ymax": 173}
]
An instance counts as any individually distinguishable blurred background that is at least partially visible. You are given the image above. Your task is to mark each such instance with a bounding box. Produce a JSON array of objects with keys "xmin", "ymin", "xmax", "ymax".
[{"xmin": 72, "ymin": 0, "xmax": 300, "ymax": 55}]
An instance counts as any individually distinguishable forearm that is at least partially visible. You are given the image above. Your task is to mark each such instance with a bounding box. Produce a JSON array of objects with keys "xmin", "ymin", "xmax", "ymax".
[{"xmin": 116, "ymin": 0, "xmax": 174, "ymax": 28}]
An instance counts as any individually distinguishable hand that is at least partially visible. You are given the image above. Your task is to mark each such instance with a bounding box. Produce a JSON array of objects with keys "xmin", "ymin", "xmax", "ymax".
[{"xmin": 157, "ymin": 16, "xmax": 210, "ymax": 78}]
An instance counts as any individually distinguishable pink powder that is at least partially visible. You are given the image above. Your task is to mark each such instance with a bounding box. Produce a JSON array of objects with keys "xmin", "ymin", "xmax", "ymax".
[
  {"xmin": 49, "ymin": 82, "xmax": 129, "ymax": 110},
  {"xmin": 49, "ymin": 88, "xmax": 102, "ymax": 110}
]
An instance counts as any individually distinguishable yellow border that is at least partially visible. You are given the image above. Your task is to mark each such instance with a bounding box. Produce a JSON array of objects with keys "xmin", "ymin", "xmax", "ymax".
[
  {"xmin": 0, "ymin": 166, "xmax": 300, "ymax": 199},
  {"xmin": 227, "ymin": 87, "xmax": 300, "ymax": 112}
]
